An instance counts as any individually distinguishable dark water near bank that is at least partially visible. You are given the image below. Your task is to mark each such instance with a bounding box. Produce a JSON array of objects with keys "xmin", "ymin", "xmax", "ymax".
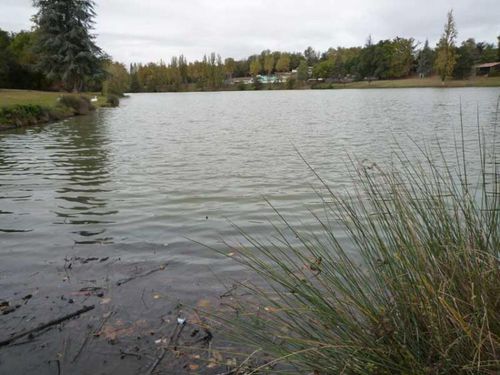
[
  {"xmin": 0, "ymin": 88, "xmax": 499, "ymax": 374},
  {"xmin": 1, "ymin": 88, "xmax": 499, "ymax": 270}
]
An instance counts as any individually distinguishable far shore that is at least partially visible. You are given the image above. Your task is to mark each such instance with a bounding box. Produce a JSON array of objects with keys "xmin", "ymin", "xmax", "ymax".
[
  {"xmin": 1, "ymin": 76, "xmax": 499, "ymax": 105},
  {"xmin": 311, "ymin": 75, "xmax": 500, "ymax": 89},
  {"xmin": 133, "ymin": 75, "xmax": 500, "ymax": 92}
]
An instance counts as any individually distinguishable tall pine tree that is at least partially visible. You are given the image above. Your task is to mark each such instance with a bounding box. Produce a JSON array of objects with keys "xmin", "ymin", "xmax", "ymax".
[{"xmin": 33, "ymin": 0, "xmax": 104, "ymax": 92}]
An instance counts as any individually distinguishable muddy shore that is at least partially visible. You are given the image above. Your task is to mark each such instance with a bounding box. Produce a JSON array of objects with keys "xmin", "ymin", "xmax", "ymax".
[{"xmin": 0, "ymin": 245, "xmax": 256, "ymax": 374}]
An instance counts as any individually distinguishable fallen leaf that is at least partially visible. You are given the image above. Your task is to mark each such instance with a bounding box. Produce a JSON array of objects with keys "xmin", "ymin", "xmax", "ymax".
[
  {"xmin": 226, "ymin": 358, "xmax": 237, "ymax": 367},
  {"xmin": 188, "ymin": 364, "xmax": 199, "ymax": 371},
  {"xmin": 212, "ymin": 350, "xmax": 223, "ymax": 362},
  {"xmin": 264, "ymin": 306, "xmax": 279, "ymax": 313},
  {"xmin": 99, "ymin": 320, "xmax": 148, "ymax": 340},
  {"xmin": 196, "ymin": 299, "xmax": 211, "ymax": 309}
]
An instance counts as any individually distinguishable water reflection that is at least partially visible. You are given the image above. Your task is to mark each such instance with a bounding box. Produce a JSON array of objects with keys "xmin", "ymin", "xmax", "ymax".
[
  {"xmin": 49, "ymin": 114, "xmax": 116, "ymax": 244},
  {"xmin": 0, "ymin": 126, "xmax": 34, "ymax": 233}
]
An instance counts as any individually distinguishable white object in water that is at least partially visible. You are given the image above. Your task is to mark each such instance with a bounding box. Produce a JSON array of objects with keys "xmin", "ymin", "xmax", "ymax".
[{"xmin": 91, "ymin": 96, "xmax": 98, "ymax": 102}]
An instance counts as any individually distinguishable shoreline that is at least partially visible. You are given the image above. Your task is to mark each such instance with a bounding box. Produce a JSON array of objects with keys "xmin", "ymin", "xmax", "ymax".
[
  {"xmin": 1, "ymin": 80, "xmax": 498, "ymax": 131},
  {"xmin": 311, "ymin": 76, "xmax": 500, "ymax": 90},
  {"xmin": 0, "ymin": 245, "xmax": 241, "ymax": 374},
  {"xmin": 133, "ymin": 76, "xmax": 500, "ymax": 93},
  {"xmin": 0, "ymin": 110, "xmax": 80, "ymax": 131},
  {"xmin": 0, "ymin": 91, "xmax": 115, "ymax": 132}
]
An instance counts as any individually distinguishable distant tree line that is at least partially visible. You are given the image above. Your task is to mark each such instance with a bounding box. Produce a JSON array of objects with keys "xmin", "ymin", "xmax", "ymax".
[
  {"xmin": 1, "ymin": 8, "xmax": 499, "ymax": 93},
  {"xmin": 95, "ymin": 11, "xmax": 500, "ymax": 92},
  {"xmin": 127, "ymin": 23, "xmax": 499, "ymax": 92}
]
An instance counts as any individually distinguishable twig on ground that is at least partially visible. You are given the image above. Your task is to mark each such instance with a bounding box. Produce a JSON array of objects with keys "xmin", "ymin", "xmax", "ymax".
[
  {"xmin": 71, "ymin": 310, "xmax": 114, "ymax": 363},
  {"xmin": 56, "ymin": 359, "xmax": 62, "ymax": 375},
  {"xmin": 0, "ymin": 305, "xmax": 95, "ymax": 348},
  {"xmin": 235, "ymin": 349, "xmax": 262, "ymax": 373},
  {"xmin": 146, "ymin": 348, "xmax": 166, "ymax": 375},
  {"xmin": 116, "ymin": 264, "xmax": 167, "ymax": 286},
  {"xmin": 220, "ymin": 284, "xmax": 238, "ymax": 298},
  {"xmin": 120, "ymin": 348, "xmax": 143, "ymax": 359},
  {"xmin": 146, "ymin": 319, "xmax": 186, "ymax": 374},
  {"xmin": 140, "ymin": 288, "xmax": 148, "ymax": 309},
  {"xmin": 168, "ymin": 321, "xmax": 187, "ymax": 350}
]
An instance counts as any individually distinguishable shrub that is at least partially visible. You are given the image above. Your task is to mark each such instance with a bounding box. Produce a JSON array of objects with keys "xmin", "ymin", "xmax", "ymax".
[
  {"xmin": 213, "ymin": 115, "xmax": 500, "ymax": 374},
  {"xmin": 311, "ymin": 82, "xmax": 336, "ymax": 90},
  {"xmin": 49, "ymin": 105, "xmax": 74, "ymax": 121},
  {"xmin": 105, "ymin": 94, "xmax": 120, "ymax": 107},
  {"xmin": 0, "ymin": 104, "xmax": 49, "ymax": 127},
  {"xmin": 253, "ymin": 78, "xmax": 263, "ymax": 91},
  {"xmin": 59, "ymin": 94, "xmax": 95, "ymax": 115}
]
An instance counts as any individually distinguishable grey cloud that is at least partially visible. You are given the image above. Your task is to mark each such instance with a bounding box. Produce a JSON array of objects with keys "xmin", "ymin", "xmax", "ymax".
[{"xmin": 0, "ymin": 0, "xmax": 498, "ymax": 65}]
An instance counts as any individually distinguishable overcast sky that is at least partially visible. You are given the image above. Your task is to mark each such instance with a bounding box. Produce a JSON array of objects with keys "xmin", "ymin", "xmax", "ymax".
[{"xmin": 1, "ymin": 0, "xmax": 498, "ymax": 65}]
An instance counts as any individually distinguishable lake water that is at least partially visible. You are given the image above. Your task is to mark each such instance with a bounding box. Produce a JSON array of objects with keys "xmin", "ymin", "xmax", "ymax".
[
  {"xmin": 1, "ymin": 88, "xmax": 499, "ymax": 271},
  {"xmin": 1, "ymin": 88, "xmax": 499, "ymax": 374}
]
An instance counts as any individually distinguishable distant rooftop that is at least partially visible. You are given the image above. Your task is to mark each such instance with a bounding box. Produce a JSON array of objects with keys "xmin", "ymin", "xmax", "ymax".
[{"xmin": 474, "ymin": 62, "xmax": 500, "ymax": 68}]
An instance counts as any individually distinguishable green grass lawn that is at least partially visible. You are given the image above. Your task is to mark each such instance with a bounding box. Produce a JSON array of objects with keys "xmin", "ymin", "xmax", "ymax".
[
  {"xmin": 0, "ymin": 89, "xmax": 106, "ymax": 108},
  {"xmin": 0, "ymin": 89, "xmax": 110, "ymax": 129}
]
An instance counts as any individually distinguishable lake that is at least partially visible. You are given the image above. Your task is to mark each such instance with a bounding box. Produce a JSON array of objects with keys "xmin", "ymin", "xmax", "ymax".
[
  {"xmin": 0, "ymin": 88, "xmax": 499, "ymax": 373},
  {"xmin": 1, "ymin": 89, "xmax": 499, "ymax": 262}
]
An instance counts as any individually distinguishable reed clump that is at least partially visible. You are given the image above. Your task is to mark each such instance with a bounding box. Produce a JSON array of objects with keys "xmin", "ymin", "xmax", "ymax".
[{"xmin": 216, "ymin": 118, "xmax": 499, "ymax": 374}]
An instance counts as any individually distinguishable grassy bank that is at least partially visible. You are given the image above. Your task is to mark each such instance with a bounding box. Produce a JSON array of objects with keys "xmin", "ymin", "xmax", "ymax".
[
  {"xmin": 0, "ymin": 89, "xmax": 108, "ymax": 108},
  {"xmin": 213, "ymin": 116, "xmax": 499, "ymax": 373},
  {"xmin": 313, "ymin": 76, "xmax": 500, "ymax": 89},
  {"xmin": 0, "ymin": 89, "xmax": 111, "ymax": 131}
]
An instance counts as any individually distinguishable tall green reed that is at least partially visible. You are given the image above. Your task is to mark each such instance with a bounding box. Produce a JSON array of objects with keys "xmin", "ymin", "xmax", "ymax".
[{"xmin": 211, "ymin": 105, "xmax": 499, "ymax": 374}]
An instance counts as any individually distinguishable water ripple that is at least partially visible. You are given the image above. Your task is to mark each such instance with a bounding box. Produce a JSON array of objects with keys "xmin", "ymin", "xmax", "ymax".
[{"xmin": 0, "ymin": 88, "xmax": 498, "ymax": 264}]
